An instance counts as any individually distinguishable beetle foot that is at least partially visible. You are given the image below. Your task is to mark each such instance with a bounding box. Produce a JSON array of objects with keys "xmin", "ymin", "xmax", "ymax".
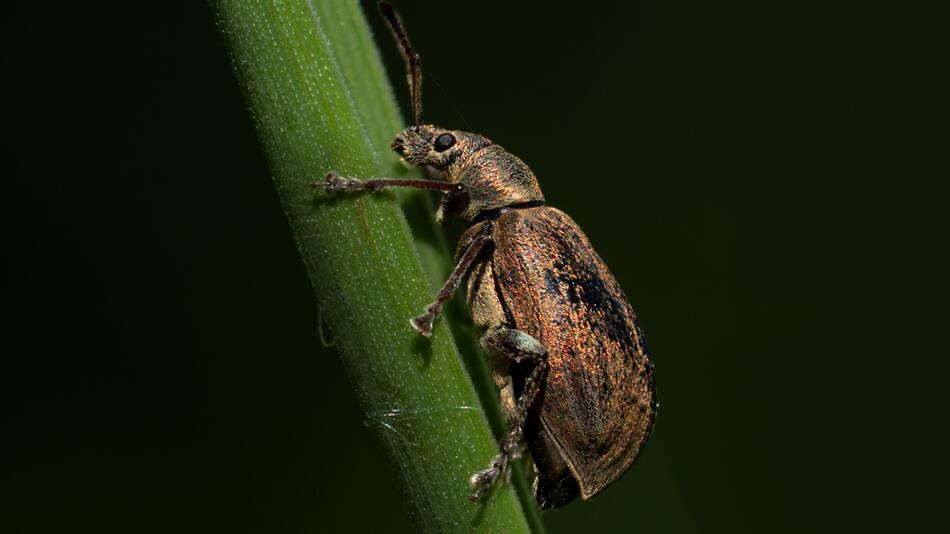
[
  {"xmin": 409, "ymin": 302, "xmax": 443, "ymax": 337},
  {"xmin": 409, "ymin": 314, "xmax": 434, "ymax": 337},
  {"xmin": 469, "ymin": 467, "xmax": 499, "ymax": 502},
  {"xmin": 469, "ymin": 455, "xmax": 506, "ymax": 502},
  {"xmin": 312, "ymin": 172, "xmax": 363, "ymax": 193}
]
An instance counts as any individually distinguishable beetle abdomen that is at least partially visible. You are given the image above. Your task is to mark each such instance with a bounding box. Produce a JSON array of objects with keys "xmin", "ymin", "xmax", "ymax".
[{"xmin": 491, "ymin": 207, "xmax": 656, "ymax": 504}]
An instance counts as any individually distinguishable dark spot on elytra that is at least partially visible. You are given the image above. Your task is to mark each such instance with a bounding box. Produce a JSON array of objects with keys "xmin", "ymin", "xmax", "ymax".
[
  {"xmin": 548, "ymin": 230, "xmax": 635, "ymax": 349},
  {"xmin": 544, "ymin": 269, "xmax": 561, "ymax": 298},
  {"xmin": 633, "ymin": 320, "xmax": 649, "ymax": 353}
]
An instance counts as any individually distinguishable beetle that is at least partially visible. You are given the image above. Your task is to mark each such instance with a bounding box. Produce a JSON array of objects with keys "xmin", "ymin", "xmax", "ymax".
[{"xmin": 314, "ymin": 2, "xmax": 656, "ymax": 509}]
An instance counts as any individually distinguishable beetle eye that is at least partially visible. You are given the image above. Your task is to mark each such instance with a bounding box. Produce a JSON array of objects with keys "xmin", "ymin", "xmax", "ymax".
[{"xmin": 433, "ymin": 133, "xmax": 456, "ymax": 152}]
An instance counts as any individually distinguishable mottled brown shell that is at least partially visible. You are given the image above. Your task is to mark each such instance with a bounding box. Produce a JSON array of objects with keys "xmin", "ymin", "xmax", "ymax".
[{"xmin": 491, "ymin": 206, "xmax": 656, "ymax": 503}]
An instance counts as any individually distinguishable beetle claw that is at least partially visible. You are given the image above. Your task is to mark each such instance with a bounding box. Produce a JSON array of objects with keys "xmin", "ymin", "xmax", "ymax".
[
  {"xmin": 409, "ymin": 314, "xmax": 434, "ymax": 337},
  {"xmin": 469, "ymin": 455, "xmax": 506, "ymax": 502},
  {"xmin": 469, "ymin": 466, "xmax": 498, "ymax": 502}
]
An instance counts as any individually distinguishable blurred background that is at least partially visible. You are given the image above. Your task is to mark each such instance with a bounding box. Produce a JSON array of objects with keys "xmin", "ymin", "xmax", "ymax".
[{"xmin": 4, "ymin": 0, "xmax": 947, "ymax": 532}]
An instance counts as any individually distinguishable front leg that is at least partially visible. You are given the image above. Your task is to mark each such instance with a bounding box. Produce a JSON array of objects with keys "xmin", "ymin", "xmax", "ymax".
[
  {"xmin": 470, "ymin": 327, "xmax": 549, "ymax": 502},
  {"xmin": 313, "ymin": 172, "xmax": 464, "ymax": 195}
]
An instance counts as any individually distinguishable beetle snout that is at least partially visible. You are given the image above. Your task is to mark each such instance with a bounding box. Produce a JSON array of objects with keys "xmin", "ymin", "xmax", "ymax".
[{"xmin": 391, "ymin": 137, "xmax": 406, "ymax": 156}]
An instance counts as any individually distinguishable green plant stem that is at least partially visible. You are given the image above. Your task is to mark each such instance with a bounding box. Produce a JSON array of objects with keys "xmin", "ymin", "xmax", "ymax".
[{"xmin": 211, "ymin": 1, "xmax": 542, "ymax": 531}]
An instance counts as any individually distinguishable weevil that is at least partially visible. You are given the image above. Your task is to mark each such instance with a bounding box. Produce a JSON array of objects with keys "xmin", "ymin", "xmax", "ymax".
[{"xmin": 313, "ymin": 2, "xmax": 656, "ymax": 509}]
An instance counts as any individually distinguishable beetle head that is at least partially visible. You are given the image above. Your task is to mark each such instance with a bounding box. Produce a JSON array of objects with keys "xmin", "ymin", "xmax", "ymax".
[
  {"xmin": 379, "ymin": 3, "xmax": 543, "ymax": 224},
  {"xmin": 392, "ymin": 125, "xmax": 492, "ymax": 172}
]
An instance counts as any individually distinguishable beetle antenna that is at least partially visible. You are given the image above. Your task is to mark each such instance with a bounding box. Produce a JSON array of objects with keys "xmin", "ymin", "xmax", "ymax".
[{"xmin": 379, "ymin": 2, "xmax": 423, "ymax": 126}]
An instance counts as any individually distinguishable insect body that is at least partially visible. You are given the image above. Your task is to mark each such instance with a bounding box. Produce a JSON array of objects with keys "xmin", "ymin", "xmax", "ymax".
[{"xmin": 316, "ymin": 2, "xmax": 656, "ymax": 509}]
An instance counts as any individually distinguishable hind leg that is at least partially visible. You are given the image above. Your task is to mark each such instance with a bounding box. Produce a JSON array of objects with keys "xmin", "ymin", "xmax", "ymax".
[{"xmin": 470, "ymin": 327, "xmax": 548, "ymax": 502}]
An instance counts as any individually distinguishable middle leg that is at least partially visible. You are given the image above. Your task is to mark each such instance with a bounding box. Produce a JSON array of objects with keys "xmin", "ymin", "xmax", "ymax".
[{"xmin": 409, "ymin": 221, "xmax": 493, "ymax": 337}]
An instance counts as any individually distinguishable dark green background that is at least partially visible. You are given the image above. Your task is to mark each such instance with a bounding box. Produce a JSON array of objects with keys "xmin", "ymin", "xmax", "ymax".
[{"xmin": 5, "ymin": 1, "xmax": 947, "ymax": 532}]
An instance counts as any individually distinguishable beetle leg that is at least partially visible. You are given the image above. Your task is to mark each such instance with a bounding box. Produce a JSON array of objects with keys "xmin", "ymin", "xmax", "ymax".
[
  {"xmin": 470, "ymin": 327, "xmax": 548, "ymax": 502},
  {"xmin": 409, "ymin": 222, "xmax": 493, "ymax": 337},
  {"xmin": 313, "ymin": 172, "xmax": 464, "ymax": 195}
]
